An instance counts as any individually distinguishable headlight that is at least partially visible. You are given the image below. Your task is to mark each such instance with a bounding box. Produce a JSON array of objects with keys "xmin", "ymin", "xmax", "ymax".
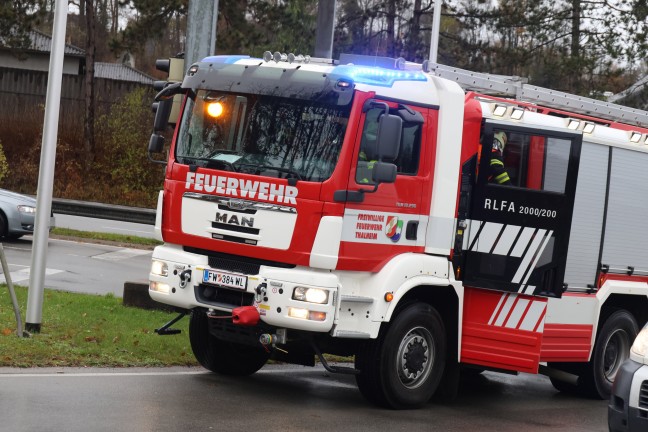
[
  {"xmin": 292, "ymin": 286, "xmax": 329, "ymax": 304},
  {"xmin": 631, "ymin": 325, "xmax": 648, "ymax": 357},
  {"xmin": 151, "ymin": 260, "xmax": 168, "ymax": 277},
  {"xmin": 18, "ymin": 205, "xmax": 36, "ymax": 214}
]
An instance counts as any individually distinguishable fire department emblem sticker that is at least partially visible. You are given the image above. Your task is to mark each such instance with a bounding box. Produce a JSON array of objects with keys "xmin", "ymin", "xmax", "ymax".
[{"xmin": 385, "ymin": 216, "xmax": 403, "ymax": 242}]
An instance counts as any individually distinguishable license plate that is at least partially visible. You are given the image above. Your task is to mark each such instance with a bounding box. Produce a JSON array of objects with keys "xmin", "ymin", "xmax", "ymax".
[{"xmin": 202, "ymin": 269, "xmax": 247, "ymax": 290}]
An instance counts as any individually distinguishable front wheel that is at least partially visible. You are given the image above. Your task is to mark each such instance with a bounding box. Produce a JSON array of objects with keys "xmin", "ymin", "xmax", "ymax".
[
  {"xmin": 355, "ymin": 303, "xmax": 446, "ymax": 409},
  {"xmin": 188, "ymin": 308, "xmax": 269, "ymax": 376}
]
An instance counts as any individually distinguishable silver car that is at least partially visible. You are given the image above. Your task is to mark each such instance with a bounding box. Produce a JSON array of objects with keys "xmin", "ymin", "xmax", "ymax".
[
  {"xmin": 0, "ymin": 189, "xmax": 56, "ymax": 240},
  {"xmin": 609, "ymin": 323, "xmax": 648, "ymax": 431}
]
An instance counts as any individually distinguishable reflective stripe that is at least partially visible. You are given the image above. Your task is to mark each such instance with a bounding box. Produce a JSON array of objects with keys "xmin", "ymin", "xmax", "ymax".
[
  {"xmin": 495, "ymin": 172, "xmax": 510, "ymax": 184},
  {"xmin": 490, "ymin": 159, "xmax": 504, "ymax": 167}
]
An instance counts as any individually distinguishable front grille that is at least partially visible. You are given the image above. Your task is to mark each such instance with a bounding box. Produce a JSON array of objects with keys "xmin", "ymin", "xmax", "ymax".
[
  {"xmin": 209, "ymin": 255, "xmax": 261, "ymax": 275},
  {"xmin": 195, "ymin": 284, "xmax": 254, "ymax": 309},
  {"xmin": 640, "ymin": 381, "xmax": 648, "ymax": 409},
  {"xmin": 184, "ymin": 247, "xmax": 295, "ymax": 275}
]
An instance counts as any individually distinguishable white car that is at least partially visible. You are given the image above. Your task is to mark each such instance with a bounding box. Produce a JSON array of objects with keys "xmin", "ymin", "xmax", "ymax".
[
  {"xmin": 0, "ymin": 189, "xmax": 55, "ymax": 240},
  {"xmin": 609, "ymin": 322, "xmax": 648, "ymax": 431}
]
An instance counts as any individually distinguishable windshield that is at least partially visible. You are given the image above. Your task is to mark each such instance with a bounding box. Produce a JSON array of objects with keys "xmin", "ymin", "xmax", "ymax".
[{"xmin": 176, "ymin": 90, "xmax": 351, "ymax": 182}]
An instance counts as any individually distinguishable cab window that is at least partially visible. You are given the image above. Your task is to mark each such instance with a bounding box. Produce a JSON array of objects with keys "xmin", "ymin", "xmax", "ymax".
[
  {"xmin": 486, "ymin": 129, "xmax": 572, "ymax": 194},
  {"xmin": 356, "ymin": 107, "xmax": 422, "ymax": 184}
]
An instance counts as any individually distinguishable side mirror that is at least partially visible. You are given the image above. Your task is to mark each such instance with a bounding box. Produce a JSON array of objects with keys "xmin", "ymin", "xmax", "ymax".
[
  {"xmin": 153, "ymin": 99, "xmax": 173, "ymax": 132},
  {"xmin": 148, "ymin": 134, "xmax": 165, "ymax": 153},
  {"xmin": 377, "ymin": 114, "xmax": 402, "ymax": 161},
  {"xmin": 372, "ymin": 161, "xmax": 397, "ymax": 184},
  {"xmin": 148, "ymin": 134, "xmax": 167, "ymax": 166}
]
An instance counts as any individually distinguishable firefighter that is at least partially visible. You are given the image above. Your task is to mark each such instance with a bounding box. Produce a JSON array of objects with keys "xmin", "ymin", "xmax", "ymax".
[
  {"xmin": 489, "ymin": 130, "xmax": 511, "ymax": 185},
  {"xmin": 357, "ymin": 118, "xmax": 379, "ymax": 184}
]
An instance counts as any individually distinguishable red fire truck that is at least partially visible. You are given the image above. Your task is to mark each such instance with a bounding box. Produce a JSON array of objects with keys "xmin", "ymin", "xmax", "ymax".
[{"xmin": 148, "ymin": 52, "xmax": 648, "ymax": 409}]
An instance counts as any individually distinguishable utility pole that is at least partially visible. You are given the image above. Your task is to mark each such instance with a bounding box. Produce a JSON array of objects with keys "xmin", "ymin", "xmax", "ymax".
[
  {"xmin": 25, "ymin": 0, "xmax": 68, "ymax": 332},
  {"xmin": 429, "ymin": 0, "xmax": 442, "ymax": 63},
  {"xmin": 314, "ymin": 0, "xmax": 336, "ymax": 58},
  {"xmin": 185, "ymin": 0, "xmax": 219, "ymax": 67}
]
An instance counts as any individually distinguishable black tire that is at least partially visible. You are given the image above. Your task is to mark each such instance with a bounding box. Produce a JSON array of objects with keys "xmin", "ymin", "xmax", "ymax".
[
  {"xmin": 0, "ymin": 212, "xmax": 7, "ymax": 239},
  {"xmin": 578, "ymin": 310, "xmax": 638, "ymax": 399},
  {"xmin": 188, "ymin": 308, "xmax": 269, "ymax": 376},
  {"xmin": 355, "ymin": 303, "xmax": 446, "ymax": 409},
  {"xmin": 549, "ymin": 377, "xmax": 581, "ymax": 395}
]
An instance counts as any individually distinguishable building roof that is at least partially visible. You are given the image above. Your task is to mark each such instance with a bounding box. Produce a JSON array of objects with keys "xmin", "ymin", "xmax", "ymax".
[
  {"xmin": 26, "ymin": 29, "xmax": 85, "ymax": 57},
  {"xmin": 95, "ymin": 62, "xmax": 154, "ymax": 84}
]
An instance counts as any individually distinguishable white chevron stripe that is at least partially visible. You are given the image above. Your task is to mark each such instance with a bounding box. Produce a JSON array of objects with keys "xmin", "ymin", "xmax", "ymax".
[
  {"xmin": 474, "ymin": 222, "xmax": 504, "ymax": 253},
  {"xmin": 505, "ymin": 298, "xmax": 530, "ymax": 328},
  {"xmin": 519, "ymin": 301, "xmax": 546, "ymax": 331},
  {"xmin": 510, "ymin": 227, "xmax": 535, "ymax": 257},
  {"xmin": 488, "ymin": 293, "xmax": 509, "ymax": 325},
  {"xmin": 492, "ymin": 225, "xmax": 522, "ymax": 255},
  {"xmin": 520, "ymin": 231, "xmax": 554, "ymax": 288},
  {"xmin": 494, "ymin": 294, "xmax": 517, "ymax": 326},
  {"xmin": 512, "ymin": 229, "xmax": 546, "ymax": 284}
]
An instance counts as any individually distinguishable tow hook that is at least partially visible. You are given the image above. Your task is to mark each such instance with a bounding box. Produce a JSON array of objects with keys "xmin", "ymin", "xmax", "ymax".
[
  {"xmin": 179, "ymin": 269, "xmax": 192, "ymax": 288},
  {"xmin": 155, "ymin": 312, "xmax": 187, "ymax": 335}
]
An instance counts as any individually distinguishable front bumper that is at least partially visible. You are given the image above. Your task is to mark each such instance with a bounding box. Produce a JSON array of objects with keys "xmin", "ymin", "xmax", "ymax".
[
  {"xmin": 148, "ymin": 244, "xmax": 338, "ymax": 333},
  {"xmin": 609, "ymin": 360, "xmax": 648, "ymax": 432}
]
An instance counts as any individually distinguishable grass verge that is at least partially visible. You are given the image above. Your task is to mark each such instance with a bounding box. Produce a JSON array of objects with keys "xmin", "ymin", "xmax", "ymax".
[
  {"xmin": 50, "ymin": 227, "xmax": 162, "ymax": 248},
  {"xmin": 0, "ymin": 285, "xmax": 197, "ymax": 368}
]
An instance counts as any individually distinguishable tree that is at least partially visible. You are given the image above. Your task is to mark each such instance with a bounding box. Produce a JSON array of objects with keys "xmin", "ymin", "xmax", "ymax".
[
  {"xmin": 0, "ymin": 1, "xmax": 45, "ymax": 51},
  {"xmin": 445, "ymin": 0, "xmax": 648, "ymax": 95},
  {"xmin": 84, "ymin": 0, "xmax": 96, "ymax": 170}
]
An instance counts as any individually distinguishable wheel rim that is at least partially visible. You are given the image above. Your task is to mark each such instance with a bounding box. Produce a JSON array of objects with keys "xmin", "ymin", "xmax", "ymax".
[
  {"xmin": 396, "ymin": 326, "xmax": 435, "ymax": 389},
  {"xmin": 602, "ymin": 329, "xmax": 631, "ymax": 383}
]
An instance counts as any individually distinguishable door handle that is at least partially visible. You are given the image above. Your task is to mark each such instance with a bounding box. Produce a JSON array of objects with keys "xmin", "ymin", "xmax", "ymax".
[{"xmin": 406, "ymin": 221, "xmax": 418, "ymax": 240}]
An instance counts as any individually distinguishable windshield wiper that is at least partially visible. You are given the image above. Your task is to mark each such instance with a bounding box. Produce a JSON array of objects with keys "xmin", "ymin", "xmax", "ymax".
[
  {"xmin": 180, "ymin": 157, "xmax": 238, "ymax": 172},
  {"xmin": 236, "ymin": 163, "xmax": 302, "ymax": 181}
]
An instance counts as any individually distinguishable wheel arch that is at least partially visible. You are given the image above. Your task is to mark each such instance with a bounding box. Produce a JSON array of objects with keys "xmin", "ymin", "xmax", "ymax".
[
  {"xmin": 385, "ymin": 283, "xmax": 462, "ymax": 361},
  {"xmin": 600, "ymin": 293, "xmax": 648, "ymax": 330}
]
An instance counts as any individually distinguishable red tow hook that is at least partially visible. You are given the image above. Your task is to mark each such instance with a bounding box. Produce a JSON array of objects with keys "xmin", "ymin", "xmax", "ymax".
[{"xmin": 231, "ymin": 306, "xmax": 260, "ymax": 326}]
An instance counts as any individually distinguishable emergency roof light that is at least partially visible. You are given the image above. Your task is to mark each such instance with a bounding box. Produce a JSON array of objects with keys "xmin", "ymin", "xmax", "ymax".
[
  {"xmin": 330, "ymin": 64, "xmax": 427, "ymax": 88},
  {"xmin": 583, "ymin": 122, "xmax": 596, "ymax": 134},
  {"xmin": 630, "ymin": 132, "xmax": 643, "ymax": 143},
  {"xmin": 201, "ymin": 55, "xmax": 252, "ymax": 64}
]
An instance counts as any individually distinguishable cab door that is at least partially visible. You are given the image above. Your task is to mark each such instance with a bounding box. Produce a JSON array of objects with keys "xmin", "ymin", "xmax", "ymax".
[
  {"xmin": 335, "ymin": 99, "xmax": 433, "ymax": 272},
  {"xmin": 460, "ymin": 121, "xmax": 582, "ymax": 298}
]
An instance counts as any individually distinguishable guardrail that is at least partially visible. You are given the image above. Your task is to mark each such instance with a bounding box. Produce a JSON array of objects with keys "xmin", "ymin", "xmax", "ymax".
[{"xmin": 52, "ymin": 197, "xmax": 156, "ymax": 225}]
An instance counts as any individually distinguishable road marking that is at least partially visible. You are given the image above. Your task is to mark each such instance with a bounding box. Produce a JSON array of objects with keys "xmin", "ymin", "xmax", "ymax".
[
  {"xmin": 103, "ymin": 226, "xmax": 154, "ymax": 235},
  {"xmin": 0, "ymin": 267, "xmax": 64, "ymax": 283},
  {"xmin": 0, "ymin": 366, "xmax": 345, "ymax": 378},
  {"xmin": 92, "ymin": 248, "xmax": 151, "ymax": 261}
]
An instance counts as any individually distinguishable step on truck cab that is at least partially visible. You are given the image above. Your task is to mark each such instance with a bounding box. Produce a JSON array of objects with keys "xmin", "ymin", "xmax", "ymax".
[{"xmin": 148, "ymin": 52, "xmax": 648, "ymax": 409}]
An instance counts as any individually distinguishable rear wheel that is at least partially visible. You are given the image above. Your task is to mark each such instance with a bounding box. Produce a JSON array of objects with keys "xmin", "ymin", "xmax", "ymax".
[
  {"xmin": 578, "ymin": 310, "xmax": 637, "ymax": 399},
  {"xmin": 188, "ymin": 308, "xmax": 269, "ymax": 376},
  {"xmin": 355, "ymin": 303, "xmax": 446, "ymax": 409}
]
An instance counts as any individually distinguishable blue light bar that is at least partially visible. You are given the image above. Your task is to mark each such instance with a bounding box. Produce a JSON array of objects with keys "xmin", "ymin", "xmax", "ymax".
[
  {"xmin": 200, "ymin": 55, "xmax": 252, "ymax": 64},
  {"xmin": 331, "ymin": 65, "xmax": 427, "ymax": 88}
]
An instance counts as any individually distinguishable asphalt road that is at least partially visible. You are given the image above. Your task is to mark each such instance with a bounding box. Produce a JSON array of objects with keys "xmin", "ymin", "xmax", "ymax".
[
  {"xmin": 1, "ymin": 236, "xmax": 151, "ymax": 296},
  {"xmin": 0, "ymin": 217, "xmax": 610, "ymax": 431},
  {"xmin": 0, "ymin": 365, "xmax": 607, "ymax": 432}
]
